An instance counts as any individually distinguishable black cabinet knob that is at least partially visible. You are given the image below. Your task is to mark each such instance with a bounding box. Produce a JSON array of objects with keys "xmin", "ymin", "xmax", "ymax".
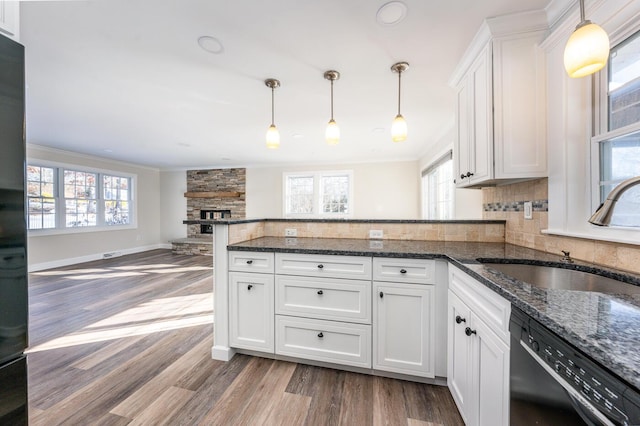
[
  {"xmin": 460, "ymin": 174, "xmax": 466, "ymax": 180},
  {"xmin": 532, "ymin": 341, "xmax": 540, "ymax": 352},
  {"xmin": 400, "ymin": 269, "xmax": 407, "ymax": 274},
  {"xmin": 379, "ymin": 291, "xmax": 384, "ymax": 298},
  {"xmin": 317, "ymin": 264, "xmax": 324, "ymax": 269},
  {"xmin": 317, "ymin": 290, "xmax": 323, "ymax": 295},
  {"xmin": 318, "ymin": 332, "xmax": 324, "ymax": 338},
  {"xmin": 466, "ymin": 172, "xmax": 474, "ymax": 178},
  {"xmin": 465, "ymin": 327, "xmax": 477, "ymax": 337},
  {"xmin": 247, "ymin": 284, "xmax": 253, "ymax": 290},
  {"xmin": 455, "ymin": 315, "xmax": 466, "ymax": 324},
  {"xmin": 246, "ymin": 260, "xmax": 253, "ymax": 265}
]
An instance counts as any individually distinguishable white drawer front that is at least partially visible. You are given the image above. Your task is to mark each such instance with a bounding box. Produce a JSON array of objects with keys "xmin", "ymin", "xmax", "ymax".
[
  {"xmin": 275, "ymin": 316, "xmax": 371, "ymax": 368},
  {"xmin": 449, "ymin": 265, "xmax": 511, "ymax": 345},
  {"xmin": 229, "ymin": 251, "xmax": 274, "ymax": 273},
  {"xmin": 275, "ymin": 275, "xmax": 371, "ymax": 324},
  {"xmin": 275, "ymin": 253, "xmax": 372, "ymax": 280},
  {"xmin": 373, "ymin": 257, "xmax": 436, "ymax": 284}
]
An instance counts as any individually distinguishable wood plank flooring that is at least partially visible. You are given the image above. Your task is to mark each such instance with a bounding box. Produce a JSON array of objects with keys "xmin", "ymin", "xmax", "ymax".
[{"xmin": 27, "ymin": 249, "xmax": 464, "ymax": 425}]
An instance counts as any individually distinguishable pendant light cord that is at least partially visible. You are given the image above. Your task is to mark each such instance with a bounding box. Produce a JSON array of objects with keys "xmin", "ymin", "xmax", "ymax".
[
  {"xmin": 271, "ymin": 87, "xmax": 275, "ymax": 126},
  {"xmin": 397, "ymin": 70, "xmax": 402, "ymax": 115},
  {"xmin": 330, "ymin": 79, "xmax": 335, "ymax": 120},
  {"xmin": 579, "ymin": 0, "xmax": 585, "ymax": 23}
]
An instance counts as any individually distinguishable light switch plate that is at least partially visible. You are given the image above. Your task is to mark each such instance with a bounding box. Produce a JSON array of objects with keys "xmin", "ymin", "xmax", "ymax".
[
  {"xmin": 524, "ymin": 201, "xmax": 533, "ymax": 220},
  {"xmin": 285, "ymin": 228, "xmax": 297, "ymax": 237},
  {"xmin": 369, "ymin": 229, "xmax": 383, "ymax": 239}
]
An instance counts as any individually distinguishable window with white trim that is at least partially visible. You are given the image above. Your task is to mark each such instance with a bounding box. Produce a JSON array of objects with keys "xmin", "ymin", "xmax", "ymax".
[
  {"xmin": 284, "ymin": 171, "xmax": 353, "ymax": 217},
  {"xmin": 594, "ymin": 29, "xmax": 640, "ymax": 228},
  {"xmin": 421, "ymin": 151, "xmax": 454, "ymax": 220},
  {"xmin": 27, "ymin": 163, "xmax": 135, "ymax": 232}
]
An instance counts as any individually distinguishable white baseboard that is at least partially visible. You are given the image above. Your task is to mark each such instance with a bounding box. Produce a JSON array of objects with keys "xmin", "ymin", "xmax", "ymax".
[
  {"xmin": 29, "ymin": 243, "xmax": 173, "ymax": 272},
  {"xmin": 212, "ymin": 345, "xmax": 236, "ymax": 361}
]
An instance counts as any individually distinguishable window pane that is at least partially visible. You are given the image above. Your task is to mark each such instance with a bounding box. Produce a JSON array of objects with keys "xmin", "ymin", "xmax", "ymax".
[
  {"xmin": 424, "ymin": 159, "xmax": 454, "ymax": 220},
  {"xmin": 64, "ymin": 170, "xmax": 96, "ymax": 199},
  {"xmin": 608, "ymin": 31, "xmax": 640, "ymax": 131},
  {"xmin": 27, "ymin": 165, "xmax": 57, "ymax": 230},
  {"xmin": 66, "ymin": 199, "xmax": 97, "ymax": 227},
  {"xmin": 599, "ymin": 129, "xmax": 640, "ymax": 227},
  {"xmin": 320, "ymin": 175, "xmax": 349, "ymax": 214},
  {"xmin": 286, "ymin": 176, "xmax": 314, "ymax": 214}
]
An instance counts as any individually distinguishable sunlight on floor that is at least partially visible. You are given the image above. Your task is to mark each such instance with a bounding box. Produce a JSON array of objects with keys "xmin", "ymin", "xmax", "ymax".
[
  {"xmin": 31, "ymin": 263, "xmax": 212, "ymax": 280},
  {"xmin": 27, "ymin": 293, "xmax": 213, "ymax": 353}
]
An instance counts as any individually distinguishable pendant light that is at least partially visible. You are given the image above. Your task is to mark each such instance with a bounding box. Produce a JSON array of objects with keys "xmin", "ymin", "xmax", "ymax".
[
  {"xmin": 324, "ymin": 70, "xmax": 340, "ymax": 145},
  {"xmin": 391, "ymin": 62, "xmax": 409, "ymax": 142},
  {"xmin": 563, "ymin": 0, "xmax": 610, "ymax": 78},
  {"xmin": 265, "ymin": 78, "xmax": 281, "ymax": 149}
]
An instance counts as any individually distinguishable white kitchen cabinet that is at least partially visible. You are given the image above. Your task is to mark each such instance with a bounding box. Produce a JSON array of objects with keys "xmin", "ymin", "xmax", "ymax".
[
  {"xmin": 229, "ymin": 271, "xmax": 274, "ymax": 353},
  {"xmin": 0, "ymin": 1, "xmax": 19, "ymax": 41},
  {"xmin": 451, "ymin": 11, "xmax": 548, "ymax": 188},
  {"xmin": 275, "ymin": 252, "xmax": 372, "ymax": 280},
  {"xmin": 373, "ymin": 281, "xmax": 435, "ymax": 377},
  {"xmin": 448, "ymin": 266, "xmax": 510, "ymax": 426}
]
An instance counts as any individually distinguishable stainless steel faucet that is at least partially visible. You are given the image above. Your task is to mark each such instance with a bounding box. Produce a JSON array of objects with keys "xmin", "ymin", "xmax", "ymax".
[{"xmin": 589, "ymin": 176, "xmax": 640, "ymax": 226}]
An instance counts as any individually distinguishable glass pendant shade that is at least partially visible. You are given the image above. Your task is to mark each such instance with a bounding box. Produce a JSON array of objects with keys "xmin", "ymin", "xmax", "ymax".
[
  {"xmin": 266, "ymin": 124, "xmax": 280, "ymax": 149},
  {"xmin": 326, "ymin": 119, "xmax": 340, "ymax": 145},
  {"xmin": 564, "ymin": 22, "xmax": 610, "ymax": 78},
  {"xmin": 391, "ymin": 114, "xmax": 407, "ymax": 142}
]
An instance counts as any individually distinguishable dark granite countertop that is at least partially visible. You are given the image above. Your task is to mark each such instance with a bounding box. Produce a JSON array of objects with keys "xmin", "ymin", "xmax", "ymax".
[
  {"xmin": 228, "ymin": 236, "xmax": 640, "ymax": 390},
  {"xmin": 183, "ymin": 218, "xmax": 506, "ymax": 225}
]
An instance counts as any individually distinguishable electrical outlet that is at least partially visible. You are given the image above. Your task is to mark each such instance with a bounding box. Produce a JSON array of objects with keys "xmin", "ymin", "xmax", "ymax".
[
  {"xmin": 524, "ymin": 201, "xmax": 533, "ymax": 220},
  {"xmin": 285, "ymin": 228, "xmax": 297, "ymax": 237},
  {"xmin": 369, "ymin": 240, "xmax": 383, "ymax": 249},
  {"xmin": 369, "ymin": 229, "xmax": 383, "ymax": 239}
]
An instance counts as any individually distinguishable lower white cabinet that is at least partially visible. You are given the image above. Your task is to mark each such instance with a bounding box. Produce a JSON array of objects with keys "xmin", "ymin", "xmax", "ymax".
[
  {"xmin": 448, "ymin": 266, "xmax": 510, "ymax": 426},
  {"xmin": 373, "ymin": 281, "xmax": 435, "ymax": 377},
  {"xmin": 275, "ymin": 316, "xmax": 371, "ymax": 368},
  {"xmin": 229, "ymin": 272, "xmax": 274, "ymax": 352}
]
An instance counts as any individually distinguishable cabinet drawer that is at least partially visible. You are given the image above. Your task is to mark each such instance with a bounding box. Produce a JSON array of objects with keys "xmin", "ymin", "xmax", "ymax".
[
  {"xmin": 449, "ymin": 265, "xmax": 510, "ymax": 344},
  {"xmin": 275, "ymin": 275, "xmax": 371, "ymax": 324},
  {"xmin": 275, "ymin": 316, "xmax": 371, "ymax": 368},
  {"xmin": 373, "ymin": 257, "xmax": 435, "ymax": 284},
  {"xmin": 229, "ymin": 251, "xmax": 274, "ymax": 273},
  {"xmin": 275, "ymin": 253, "xmax": 372, "ymax": 280}
]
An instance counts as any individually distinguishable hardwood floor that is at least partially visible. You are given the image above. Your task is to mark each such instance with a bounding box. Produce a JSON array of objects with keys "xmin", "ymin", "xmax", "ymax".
[{"xmin": 27, "ymin": 249, "xmax": 464, "ymax": 425}]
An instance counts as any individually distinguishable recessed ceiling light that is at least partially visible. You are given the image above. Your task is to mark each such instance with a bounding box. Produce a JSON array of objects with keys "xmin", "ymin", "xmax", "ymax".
[
  {"xmin": 292, "ymin": 133, "xmax": 304, "ymax": 139},
  {"xmin": 103, "ymin": 149, "xmax": 113, "ymax": 153},
  {"xmin": 376, "ymin": 1, "xmax": 408, "ymax": 26},
  {"xmin": 177, "ymin": 142, "xmax": 191, "ymax": 147},
  {"xmin": 197, "ymin": 36, "xmax": 224, "ymax": 54},
  {"xmin": 221, "ymin": 158, "xmax": 231, "ymax": 161},
  {"xmin": 372, "ymin": 127, "xmax": 385, "ymax": 133}
]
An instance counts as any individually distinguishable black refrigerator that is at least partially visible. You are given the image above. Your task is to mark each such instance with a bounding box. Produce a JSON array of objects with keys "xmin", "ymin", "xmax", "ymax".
[{"xmin": 0, "ymin": 33, "xmax": 28, "ymax": 424}]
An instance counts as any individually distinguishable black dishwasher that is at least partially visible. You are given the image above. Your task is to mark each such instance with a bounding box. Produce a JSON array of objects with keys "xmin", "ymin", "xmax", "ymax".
[{"xmin": 509, "ymin": 307, "xmax": 640, "ymax": 425}]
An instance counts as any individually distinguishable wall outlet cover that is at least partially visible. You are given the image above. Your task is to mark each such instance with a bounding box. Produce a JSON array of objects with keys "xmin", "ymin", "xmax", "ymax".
[
  {"xmin": 369, "ymin": 229, "xmax": 384, "ymax": 239},
  {"xmin": 285, "ymin": 228, "xmax": 297, "ymax": 237},
  {"xmin": 524, "ymin": 201, "xmax": 533, "ymax": 220}
]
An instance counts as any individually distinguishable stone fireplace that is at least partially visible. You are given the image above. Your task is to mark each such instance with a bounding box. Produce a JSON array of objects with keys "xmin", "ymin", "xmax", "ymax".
[{"xmin": 172, "ymin": 168, "xmax": 246, "ymax": 256}]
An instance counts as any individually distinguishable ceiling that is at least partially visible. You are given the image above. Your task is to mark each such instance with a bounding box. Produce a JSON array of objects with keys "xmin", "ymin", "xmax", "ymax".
[{"xmin": 21, "ymin": 0, "xmax": 552, "ymax": 170}]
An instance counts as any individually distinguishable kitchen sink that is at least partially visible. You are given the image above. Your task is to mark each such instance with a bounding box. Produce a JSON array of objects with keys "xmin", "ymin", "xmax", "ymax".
[{"xmin": 480, "ymin": 262, "xmax": 640, "ymax": 295}]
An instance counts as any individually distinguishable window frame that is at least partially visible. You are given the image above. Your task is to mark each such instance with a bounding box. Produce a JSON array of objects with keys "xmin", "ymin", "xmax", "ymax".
[
  {"xmin": 27, "ymin": 160, "xmax": 137, "ymax": 236},
  {"xmin": 591, "ymin": 24, "xmax": 640, "ymax": 229},
  {"xmin": 421, "ymin": 151, "xmax": 455, "ymax": 220},
  {"xmin": 282, "ymin": 170, "xmax": 354, "ymax": 218}
]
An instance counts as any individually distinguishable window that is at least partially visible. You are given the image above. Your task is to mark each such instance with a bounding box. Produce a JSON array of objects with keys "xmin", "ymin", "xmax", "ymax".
[
  {"xmin": 421, "ymin": 151, "xmax": 454, "ymax": 220},
  {"xmin": 27, "ymin": 165, "xmax": 56, "ymax": 229},
  {"xmin": 594, "ymin": 30, "xmax": 640, "ymax": 227},
  {"xmin": 284, "ymin": 171, "xmax": 353, "ymax": 217},
  {"xmin": 27, "ymin": 163, "xmax": 135, "ymax": 232}
]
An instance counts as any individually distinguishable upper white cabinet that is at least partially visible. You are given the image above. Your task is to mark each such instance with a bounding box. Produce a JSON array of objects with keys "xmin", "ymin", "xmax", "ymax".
[
  {"xmin": 0, "ymin": 1, "xmax": 19, "ymax": 41},
  {"xmin": 450, "ymin": 11, "xmax": 548, "ymax": 188}
]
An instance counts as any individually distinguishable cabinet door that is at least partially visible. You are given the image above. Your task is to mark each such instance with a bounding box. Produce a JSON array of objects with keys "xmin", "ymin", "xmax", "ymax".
[
  {"xmin": 0, "ymin": 1, "xmax": 19, "ymax": 40},
  {"xmin": 373, "ymin": 282, "xmax": 434, "ymax": 377},
  {"xmin": 447, "ymin": 291, "xmax": 473, "ymax": 425},
  {"xmin": 455, "ymin": 78, "xmax": 472, "ymax": 188},
  {"xmin": 469, "ymin": 43, "xmax": 493, "ymax": 185},
  {"xmin": 473, "ymin": 316, "xmax": 509, "ymax": 426},
  {"xmin": 229, "ymin": 272, "xmax": 274, "ymax": 352}
]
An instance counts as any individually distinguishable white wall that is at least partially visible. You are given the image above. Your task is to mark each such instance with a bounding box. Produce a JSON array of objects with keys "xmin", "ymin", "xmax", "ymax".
[
  {"xmin": 159, "ymin": 170, "xmax": 187, "ymax": 243},
  {"xmin": 418, "ymin": 131, "xmax": 483, "ymax": 219},
  {"xmin": 246, "ymin": 161, "xmax": 420, "ymax": 219},
  {"xmin": 27, "ymin": 145, "xmax": 164, "ymax": 270}
]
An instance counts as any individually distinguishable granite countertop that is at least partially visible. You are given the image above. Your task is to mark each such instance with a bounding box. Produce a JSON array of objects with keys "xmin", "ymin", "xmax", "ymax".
[
  {"xmin": 228, "ymin": 236, "xmax": 640, "ymax": 391},
  {"xmin": 183, "ymin": 218, "xmax": 506, "ymax": 225}
]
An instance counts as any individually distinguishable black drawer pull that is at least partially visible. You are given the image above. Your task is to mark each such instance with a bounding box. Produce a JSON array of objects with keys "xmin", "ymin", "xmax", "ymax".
[
  {"xmin": 317, "ymin": 290, "xmax": 323, "ymax": 295},
  {"xmin": 460, "ymin": 174, "xmax": 466, "ymax": 180},
  {"xmin": 379, "ymin": 291, "xmax": 384, "ymax": 298},
  {"xmin": 246, "ymin": 260, "xmax": 253, "ymax": 265},
  {"xmin": 455, "ymin": 315, "xmax": 466, "ymax": 324},
  {"xmin": 318, "ymin": 332, "xmax": 324, "ymax": 338},
  {"xmin": 247, "ymin": 284, "xmax": 253, "ymax": 290},
  {"xmin": 317, "ymin": 264, "xmax": 324, "ymax": 269},
  {"xmin": 400, "ymin": 269, "xmax": 407, "ymax": 274},
  {"xmin": 465, "ymin": 327, "xmax": 477, "ymax": 337}
]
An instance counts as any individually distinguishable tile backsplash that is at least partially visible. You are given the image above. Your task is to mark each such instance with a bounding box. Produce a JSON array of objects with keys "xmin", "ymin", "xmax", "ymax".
[{"xmin": 483, "ymin": 178, "xmax": 640, "ymax": 274}]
